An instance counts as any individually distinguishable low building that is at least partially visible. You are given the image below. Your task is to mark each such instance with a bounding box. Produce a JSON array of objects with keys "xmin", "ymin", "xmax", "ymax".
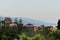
[
  {"xmin": 9, "ymin": 23, "xmax": 17, "ymax": 27},
  {"xmin": 34, "ymin": 26, "xmax": 39, "ymax": 32},
  {"xmin": 47, "ymin": 26, "xmax": 57, "ymax": 32},
  {"xmin": 23, "ymin": 23, "xmax": 40, "ymax": 32}
]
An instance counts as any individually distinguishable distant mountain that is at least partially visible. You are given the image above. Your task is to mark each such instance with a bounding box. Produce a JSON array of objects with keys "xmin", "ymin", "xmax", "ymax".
[
  {"xmin": 20, "ymin": 17, "xmax": 57, "ymax": 26},
  {"xmin": 0, "ymin": 16, "xmax": 57, "ymax": 26}
]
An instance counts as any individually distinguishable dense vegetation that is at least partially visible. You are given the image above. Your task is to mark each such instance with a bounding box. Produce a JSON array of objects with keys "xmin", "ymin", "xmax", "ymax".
[{"xmin": 0, "ymin": 19, "xmax": 60, "ymax": 40}]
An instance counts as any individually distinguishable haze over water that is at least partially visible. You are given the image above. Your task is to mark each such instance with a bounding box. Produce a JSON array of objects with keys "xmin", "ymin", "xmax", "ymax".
[{"xmin": 0, "ymin": 0, "xmax": 60, "ymax": 23}]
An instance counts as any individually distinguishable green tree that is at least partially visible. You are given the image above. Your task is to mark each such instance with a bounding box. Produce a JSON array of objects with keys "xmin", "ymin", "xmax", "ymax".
[
  {"xmin": 57, "ymin": 19, "xmax": 60, "ymax": 29},
  {"xmin": 48, "ymin": 30, "xmax": 60, "ymax": 40},
  {"xmin": 20, "ymin": 33, "xmax": 29, "ymax": 40},
  {"xmin": 0, "ymin": 26, "xmax": 18, "ymax": 40}
]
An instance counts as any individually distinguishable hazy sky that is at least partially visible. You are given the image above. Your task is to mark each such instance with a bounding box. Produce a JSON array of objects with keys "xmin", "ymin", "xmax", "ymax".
[{"xmin": 0, "ymin": 0, "xmax": 60, "ymax": 22}]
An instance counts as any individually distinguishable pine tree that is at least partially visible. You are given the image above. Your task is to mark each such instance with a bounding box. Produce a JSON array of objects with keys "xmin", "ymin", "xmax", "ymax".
[
  {"xmin": 17, "ymin": 19, "xmax": 23, "ymax": 34},
  {"xmin": 14, "ymin": 18, "xmax": 18, "ymax": 24},
  {"xmin": 19, "ymin": 19, "xmax": 22, "ymax": 24}
]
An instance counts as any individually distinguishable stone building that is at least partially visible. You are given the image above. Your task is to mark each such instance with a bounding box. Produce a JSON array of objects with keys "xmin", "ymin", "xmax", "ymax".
[
  {"xmin": 24, "ymin": 23, "xmax": 34, "ymax": 31},
  {"xmin": 4, "ymin": 17, "xmax": 12, "ymax": 26}
]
